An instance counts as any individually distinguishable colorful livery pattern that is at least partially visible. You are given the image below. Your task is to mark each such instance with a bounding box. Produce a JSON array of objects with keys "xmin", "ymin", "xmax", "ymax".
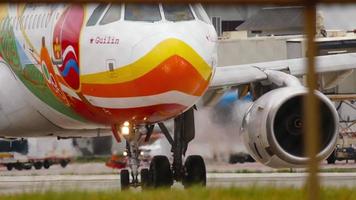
[
  {"xmin": 53, "ymin": 5, "xmax": 83, "ymax": 91},
  {"xmin": 0, "ymin": 3, "xmax": 217, "ymax": 127}
]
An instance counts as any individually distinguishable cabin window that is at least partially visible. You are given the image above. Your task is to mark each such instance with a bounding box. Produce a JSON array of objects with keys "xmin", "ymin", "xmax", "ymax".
[
  {"xmin": 6, "ymin": 17, "xmax": 11, "ymax": 30},
  {"xmin": 100, "ymin": 4, "xmax": 121, "ymax": 25},
  {"xmin": 2, "ymin": 17, "xmax": 9, "ymax": 31},
  {"xmin": 162, "ymin": 4, "xmax": 194, "ymax": 22},
  {"xmin": 20, "ymin": 16, "xmax": 25, "ymax": 29},
  {"xmin": 15, "ymin": 17, "xmax": 19, "ymax": 30},
  {"xmin": 37, "ymin": 14, "xmax": 41, "ymax": 28},
  {"xmin": 86, "ymin": 3, "xmax": 108, "ymax": 26},
  {"xmin": 0, "ymin": 19, "xmax": 3, "ymax": 31},
  {"xmin": 33, "ymin": 15, "xmax": 38, "ymax": 29},
  {"xmin": 124, "ymin": 4, "xmax": 161, "ymax": 22},
  {"xmin": 41, "ymin": 14, "xmax": 45, "ymax": 28},
  {"xmin": 7, "ymin": 17, "xmax": 12, "ymax": 30},
  {"xmin": 37, "ymin": 14, "xmax": 42, "ymax": 29},
  {"xmin": 1, "ymin": 19, "xmax": 5, "ymax": 31},
  {"xmin": 28, "ymin": 15, "xmax": 33, "ymax": 29},
  {"xmin": 1, "ymin": 18, "xmax": 6, "ymax": 31},
  {"xmin": 25, "ymin": 16, "xmax": 30, "ymax": 29},
  {"xmin": 1, "ymin": 19, "xmax": 5, "ymax": 30},
  {"xmin": 2, "ymin": 18, "xmax": 7, "ymax": 30},
  {"xmin": 6, "ymin": 17, "xmax": 10, "ymax": 30},
  {"xmin": 9, "ymin": 17, "xmax": 14, "ymax": 30},
  {"xmin": 45, "ymin": 13, "xmax": 50, "ymax": 28},
  {"xmin": 12, "ymin": 17, "xmax": 16, "ymax": 29}
]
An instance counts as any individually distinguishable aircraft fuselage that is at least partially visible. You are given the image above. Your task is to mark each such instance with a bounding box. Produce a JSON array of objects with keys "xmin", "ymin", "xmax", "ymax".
[{"xmin": 0, "ymin": 3, "xmax": 217, "ymax": 131}]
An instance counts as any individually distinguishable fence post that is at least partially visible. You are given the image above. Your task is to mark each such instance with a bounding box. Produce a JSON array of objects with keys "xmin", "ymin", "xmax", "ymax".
[{"xmin": 304, "ymin": 1, "xmax": 320, "ymax": 200}]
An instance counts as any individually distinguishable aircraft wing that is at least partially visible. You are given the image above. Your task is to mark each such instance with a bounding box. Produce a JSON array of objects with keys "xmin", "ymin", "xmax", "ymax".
[{"xmin": 210, "ymin": 53, "xmax": 356, "ymax": 89}]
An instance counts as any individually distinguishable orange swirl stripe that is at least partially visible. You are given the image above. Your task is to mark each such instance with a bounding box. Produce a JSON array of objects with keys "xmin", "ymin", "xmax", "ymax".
[{"xmin": 80, "ymin": 39, "xmax": 212, "ymax": 98}]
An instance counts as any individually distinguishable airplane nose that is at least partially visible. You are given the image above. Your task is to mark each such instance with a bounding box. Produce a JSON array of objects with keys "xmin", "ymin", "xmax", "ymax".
[
  {"xmin": 128, "ymin": 37, "xmax": 213, "ymax": 98},
  {"xmin": 80, "ymin": 37, "xmax": 214, "ymax": 124}
]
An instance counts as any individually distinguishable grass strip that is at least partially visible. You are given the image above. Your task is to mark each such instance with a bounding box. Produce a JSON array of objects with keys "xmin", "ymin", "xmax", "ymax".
[{"xmin": 2, "ymin": 187, "xmax": 356, "ymax": 200}]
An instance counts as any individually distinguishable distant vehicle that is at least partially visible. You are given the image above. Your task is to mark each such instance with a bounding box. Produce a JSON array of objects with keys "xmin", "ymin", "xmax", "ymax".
[
  {"xmin": 1, "ymin": 153, "xmax": 71, "ymax": 171},
  {"xmin": 327, "ymin": 145, "xmax": 356, "ymax": 164},
  {"xmin": 105, "ymin": 146, "xmax": 152, "ymax": 169},
  {"xmin": 0, "ymin": 139, "xmax": 73, "ymax": 171},
  {"xmin": 106, "ymin": 153, "xmax": 128, "ymax": 169}
]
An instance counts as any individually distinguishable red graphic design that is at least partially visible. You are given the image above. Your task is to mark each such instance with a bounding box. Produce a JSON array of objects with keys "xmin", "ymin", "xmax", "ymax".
[{"xmin": 53, "ymin": 5, "xmax": 84, "ymax": 91}]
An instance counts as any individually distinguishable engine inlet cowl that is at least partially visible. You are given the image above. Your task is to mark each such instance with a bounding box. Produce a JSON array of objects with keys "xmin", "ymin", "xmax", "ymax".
[{"xmin": 241, "ymin": 87, "xmax": 338, "ymax": 168}]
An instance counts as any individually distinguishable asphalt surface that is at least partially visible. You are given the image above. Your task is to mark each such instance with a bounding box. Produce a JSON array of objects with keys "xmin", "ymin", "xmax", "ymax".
[
  {"xmin": 1, "ymin": 162, "xmax": 356, "ymax": 194},
  {"xmin": 1, "ymin": 173, "xmax": 356, "ymax": 194}
]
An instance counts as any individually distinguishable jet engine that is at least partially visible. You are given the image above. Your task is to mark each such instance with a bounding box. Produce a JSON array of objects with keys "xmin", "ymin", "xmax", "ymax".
[{"xmin": 241, "ymin": 86, "xmax": 338, "ymax": 168}]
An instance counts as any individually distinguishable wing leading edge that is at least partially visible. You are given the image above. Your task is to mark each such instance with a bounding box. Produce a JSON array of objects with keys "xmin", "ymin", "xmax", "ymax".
[{"xmin": 211, "ymin": 53, "xmax": 356, "ymax": 89}]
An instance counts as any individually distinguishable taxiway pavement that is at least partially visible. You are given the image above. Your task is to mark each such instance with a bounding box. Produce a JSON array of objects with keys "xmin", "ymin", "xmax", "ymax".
[{"xmin": 1, "ymin": 173, "xmax": 356, "ymax": 194}]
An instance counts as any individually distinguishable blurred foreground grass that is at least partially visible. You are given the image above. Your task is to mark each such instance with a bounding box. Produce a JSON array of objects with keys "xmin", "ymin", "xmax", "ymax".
[{"xmin": 2, "ymin": 187, "xmax": 356, "ymax": 200}]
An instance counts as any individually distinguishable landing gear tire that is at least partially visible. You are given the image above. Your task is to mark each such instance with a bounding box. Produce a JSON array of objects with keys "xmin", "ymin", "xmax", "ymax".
[
  {"xmin": 149, "ymin": 156, "xmax": 173, "ymax": 188},
  {"xmin": 120, "ymin": 169, "xmax": 130, "ymax": 190},
  {"xmin": 14, "ymin": 163, "xmax": 23, "ymax": 171},
  {"xmin": 183, "ymin": 155, "xmax": 206, "ymax": 188},
  {"xmin": 23, "ymin": 164, "xmax": 32, "ymax": 170},
  {"xmin": 60, "ymin": 160, "xmax": 69, "ymax": 168},
  {"xmin": 141, "ymin": 168, "xmax": 150, "ymax": 189},
  {"xmin": 6, "ymin": 164, "xmax": 13, "ymax": 171},
  {"xmin": 43, "ymin": 160, "xmax": 51, "ymax": 169},
  {"xmin": 34, "ymin": 162, "xmax": 43, "ymax": 170}
]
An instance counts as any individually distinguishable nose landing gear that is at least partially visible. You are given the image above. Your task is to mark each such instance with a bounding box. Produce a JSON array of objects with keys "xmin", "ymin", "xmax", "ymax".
[{"xmin": 116, "ymin": 108, "xmax": 206, "ymax": 190}]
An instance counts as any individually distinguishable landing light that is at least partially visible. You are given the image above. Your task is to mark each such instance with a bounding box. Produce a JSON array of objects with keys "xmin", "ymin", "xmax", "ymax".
[
  {"xmin": 123, "ymin": 151, "xmax": 128, "ymax": 156},
  {"xmin": 121, "ymin": 121, "xmax": 131, "ymax": 136},
  {"xmin": 121, "ymin": 126, "xmax": 130, "ymax": 136}
]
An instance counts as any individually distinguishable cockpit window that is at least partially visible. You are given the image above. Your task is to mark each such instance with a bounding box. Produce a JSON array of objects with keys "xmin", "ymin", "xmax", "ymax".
[
  {"xmin": 162, "ymin": 4, "xmax": 194, "ymax": 22},
  {"xmin": 192, "ymin": 4, "xmax": 211, "ymax": 24},
  {"xmin": 100, "ymin": 4, "xmax": 121, "ymax": 25},
  {"xmin": 86, "ymin": 3, "xmax": 108, "ymax": 26},
  {"xmin": 124, "ymin": 4, "xmax": 161, "ymax": 22}
]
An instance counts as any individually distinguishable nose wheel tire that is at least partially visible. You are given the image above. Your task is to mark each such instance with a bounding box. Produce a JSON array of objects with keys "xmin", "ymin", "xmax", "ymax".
[
  {"xmin": 141, "ymin": 168, "xmax": 150, "ymax": 189},
  {"xmin": 34, "ymin": 162, "xmax": 43, "ymax": 170},
  {"xmin": 43, "ymin": 160, "xmax": 51, "ymax": 169},
  {"xmin": 120, "ymin": 169, "xmax": 130, "ymax": 190},
  {"xmin": 6, "ymin": 164, "xmax": 13, "ymax": 171},
  {"xmin": 149, "ymin": 156, "xmax": 173, "ymax": 188},
  {"xmin": 183, "ymin": 155, "xmax": 206, "ymax": 188}
]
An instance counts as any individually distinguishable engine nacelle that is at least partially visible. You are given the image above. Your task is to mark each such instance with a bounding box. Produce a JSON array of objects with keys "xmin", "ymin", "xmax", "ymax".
[{"xmin": 241, "ymin": 87, "xmax": 338, "ymax": 168}]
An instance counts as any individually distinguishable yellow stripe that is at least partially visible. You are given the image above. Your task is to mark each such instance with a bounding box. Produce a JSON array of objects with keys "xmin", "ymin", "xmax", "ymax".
[{"xmin": 81, "ymin": 38, "xmax": 212, "ymax": 84}]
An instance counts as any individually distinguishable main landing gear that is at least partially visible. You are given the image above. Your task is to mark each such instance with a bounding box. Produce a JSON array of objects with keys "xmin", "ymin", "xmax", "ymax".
[{"xmin": 115, "ymin": 108, "xmax": 206, "ymax": 190}]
